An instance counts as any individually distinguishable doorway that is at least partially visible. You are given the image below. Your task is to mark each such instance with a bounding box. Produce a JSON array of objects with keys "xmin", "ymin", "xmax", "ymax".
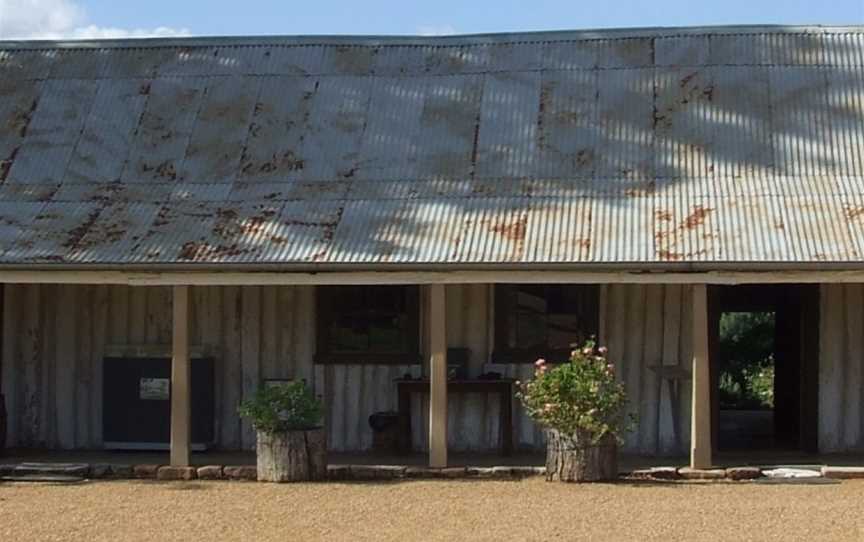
[{"xmin": 707, "ymin": 284, "xmax": 819, "ymax": 453}]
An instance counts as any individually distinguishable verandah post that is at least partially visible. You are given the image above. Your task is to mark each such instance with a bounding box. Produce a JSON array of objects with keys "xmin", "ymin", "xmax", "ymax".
[
  {"xmin": 170, "ymin": 285, "xmax": 191, "ymax": 467},
  {"xmin": 690, "ymin": 283, "xmax": 712, "ymax": 469},
  {"xmin": 428, "ymin": 283, "xmax": 447, "ymax": 468}
]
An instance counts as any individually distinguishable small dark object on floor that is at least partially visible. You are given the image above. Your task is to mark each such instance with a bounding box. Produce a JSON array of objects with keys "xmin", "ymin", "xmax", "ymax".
[
  {"xmin": 368, "ymin": 412, "xmax": 401, "ymax": 453},
  {"xmin": 368, "ymin": 412, "xmax": 399, "ymax": 432}
]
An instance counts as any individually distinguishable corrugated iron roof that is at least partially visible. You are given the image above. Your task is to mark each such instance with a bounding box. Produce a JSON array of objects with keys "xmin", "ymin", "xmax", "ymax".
[{"xmin": 0, "ymin": 25, "xmax": 863, "ymax": 268}]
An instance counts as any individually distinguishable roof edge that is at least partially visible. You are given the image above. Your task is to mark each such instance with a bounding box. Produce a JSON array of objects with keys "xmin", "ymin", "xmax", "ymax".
[
  {"xmin": 1, "ymin": 261, "xmax": 864, "ymax": 273},
  {"xmin": 2, "ymin": 23, "xmax": 863, "ymax": 50}
]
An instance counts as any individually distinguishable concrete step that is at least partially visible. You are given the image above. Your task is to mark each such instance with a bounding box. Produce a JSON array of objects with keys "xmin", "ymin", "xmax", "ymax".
[
  {"xmin": 0, "ymin": 462, "xmax": 89, "ymax": 481},
  {"xmin": 1, "ymin": 474, "xmax": 85, "ymax": 483}
]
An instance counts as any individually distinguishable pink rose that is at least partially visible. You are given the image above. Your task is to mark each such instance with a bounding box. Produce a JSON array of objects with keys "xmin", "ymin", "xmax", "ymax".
[
  {"xmin": 534, "ymin": 358, "xmax": 546, "ymax": 367},
  {"xmin": 598, "ymin": 346, "xmax": 608, "ymax": 355}
]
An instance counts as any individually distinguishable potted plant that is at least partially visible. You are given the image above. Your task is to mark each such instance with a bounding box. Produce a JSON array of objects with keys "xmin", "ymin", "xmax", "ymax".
[
  {"xmin": 517, "ymin": 342, "xmax": 633, "ymax": 482},
  {"xmin": 238, "ymin": 381, "xmax": 327, "ymax": 482}
]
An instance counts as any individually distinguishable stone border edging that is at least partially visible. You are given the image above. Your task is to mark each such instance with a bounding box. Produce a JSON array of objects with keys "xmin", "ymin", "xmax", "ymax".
[{"xmin": 3, "ymin": 462, "xmax": 863, "ymax": 482}]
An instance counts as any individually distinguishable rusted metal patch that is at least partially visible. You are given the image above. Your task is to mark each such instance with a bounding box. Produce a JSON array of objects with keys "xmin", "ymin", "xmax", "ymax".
[
  {"xmin": 0, "ymin": 30, "xmax": 861, "ymax": 266},
  {"xmin": 654, "ymin": 204, "xmax": 715, "ymax": 261}
]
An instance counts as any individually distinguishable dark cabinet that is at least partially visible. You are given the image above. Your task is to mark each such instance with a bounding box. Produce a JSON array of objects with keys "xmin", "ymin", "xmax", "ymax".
[{"xmin": 103, "ymin": 357, "xmax": 215, "ymax": 449}]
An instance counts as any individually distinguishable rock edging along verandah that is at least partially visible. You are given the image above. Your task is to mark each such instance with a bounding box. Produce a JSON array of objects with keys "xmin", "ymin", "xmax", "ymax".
[{"xmin": 2, "ymin": 462, "xmax": 859, "ymax": 482}]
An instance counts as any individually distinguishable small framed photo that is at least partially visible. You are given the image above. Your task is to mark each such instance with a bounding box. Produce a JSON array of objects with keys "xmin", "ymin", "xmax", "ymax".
[{"xmin": 264, "ymin": 379, "xmax": 294, "ymax": 390}]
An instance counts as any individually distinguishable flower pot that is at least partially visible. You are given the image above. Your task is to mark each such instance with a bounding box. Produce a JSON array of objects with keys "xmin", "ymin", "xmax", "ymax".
[
  {"xmin": 256, "ymin": 427, "xmax": 327, "ymax": 482},
  {"xmin": 545, "ymin": 429, "xmax": 617, "ymax": 482}
]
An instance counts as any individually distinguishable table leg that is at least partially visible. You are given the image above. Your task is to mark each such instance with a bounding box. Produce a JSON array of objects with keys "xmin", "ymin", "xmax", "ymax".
[
  {"xmin": 397, "ymin": 388, "xmax": 412, "ymax": 454},
  {"xmin": 501, "ymin": 387, "xmax": 513, "ymax": 456}
]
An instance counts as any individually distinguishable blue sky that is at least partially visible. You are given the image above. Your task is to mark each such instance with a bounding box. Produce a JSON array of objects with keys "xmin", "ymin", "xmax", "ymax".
[{"xmin": 1, "ymin": 0, "xmax": 863, "ymax": 39}]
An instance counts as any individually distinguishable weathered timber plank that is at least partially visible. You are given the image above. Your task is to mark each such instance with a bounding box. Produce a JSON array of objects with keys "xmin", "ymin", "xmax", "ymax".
[
  {"xmin": 54, "ymin": 284, "xmax": 75, "ymax": 449},
  {"xmin": 659, "ymin": 284, "xmax": 683, "ymax": 454},
  {"xmin": 240, "ymin": 286, "xmax": 261, "ymax": 450},
  {"xmin": 843, "ymin": 284, "xmax": 862, "ymax": 448},
  {"xmin": 641, "ymin": 284, "xmax": 663, "ymax": 454},
  {"xmin": 90, "ymin": 285, "xmax": 108, "ymax": 447},
  {"xmin": 75, "ymin": 285, "xmax": 92, "ymax": 447},
  {"xmin": 221, "ymin": 285, "xmax": 242, "ymax": 449}
]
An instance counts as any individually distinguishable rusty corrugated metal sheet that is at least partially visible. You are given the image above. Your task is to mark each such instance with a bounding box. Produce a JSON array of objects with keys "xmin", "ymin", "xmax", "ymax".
[{"xmin": 0, "ymin": 25, "xmax": 862, "ymax": 267}]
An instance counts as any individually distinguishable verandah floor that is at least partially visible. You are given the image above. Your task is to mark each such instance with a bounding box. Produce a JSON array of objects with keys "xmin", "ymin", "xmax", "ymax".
[{"xmin": 4, "ymin": 448, "xmax": 864, "ymax": 471}]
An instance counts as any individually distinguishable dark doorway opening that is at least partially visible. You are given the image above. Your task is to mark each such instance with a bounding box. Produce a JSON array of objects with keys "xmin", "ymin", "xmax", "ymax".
[
  {"xmin": 708, "ymin": 284, "xmax": 819, "ymax": 453},
  {"xmin": 717, "ymin": 311, "xmax": 776, "ymax": 449}
]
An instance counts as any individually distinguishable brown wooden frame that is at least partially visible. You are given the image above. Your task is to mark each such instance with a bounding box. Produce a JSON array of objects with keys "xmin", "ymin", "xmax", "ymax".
[
  {"xmin": 707, "ymin": 283, "xmax": 819, "ymax": 453},
  {"xmin": 315, "ymin": 285, "xmax": 421, "ymax": 364},
  {"xmin": 492, "ymin": 284, "xmax": 599, "ymax": 364}
]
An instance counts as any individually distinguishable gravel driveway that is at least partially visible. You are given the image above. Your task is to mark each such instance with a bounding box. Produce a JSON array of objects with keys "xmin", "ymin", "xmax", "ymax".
[{"xmin": 1, "ymin": 478, "xmax": 862, "ymax": 541}]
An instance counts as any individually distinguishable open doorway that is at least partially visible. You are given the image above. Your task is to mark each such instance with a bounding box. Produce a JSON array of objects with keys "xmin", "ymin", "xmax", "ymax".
[
  {"xmin": 717, "ymin": 311, "xmax": 776, "ymax": 449},
  {"xmin": 708, "ymin": 284, "xmax": 819, "ymax": 453}
]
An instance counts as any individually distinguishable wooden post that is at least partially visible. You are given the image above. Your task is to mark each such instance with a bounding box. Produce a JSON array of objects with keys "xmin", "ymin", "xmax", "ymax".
[
  {"xmin": 690, "ymin": 284, "xmax": 712, "ymax": 469},
  {"xmin": 170, "ymin": 285, "xmax": 191, "ymax": 467},
  {"xmin": 428, "ymin": 284, "xmax": 447, "ymax": 468}
]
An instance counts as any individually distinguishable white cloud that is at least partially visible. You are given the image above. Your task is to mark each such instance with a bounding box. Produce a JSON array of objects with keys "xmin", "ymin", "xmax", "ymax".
[
  {"xmin": 0, "ymin": 0, "xmax": 190, "ymax": 40},
  {"xmin": 417, "ymin": 24, "xmax": 457, "ymax": 37}
]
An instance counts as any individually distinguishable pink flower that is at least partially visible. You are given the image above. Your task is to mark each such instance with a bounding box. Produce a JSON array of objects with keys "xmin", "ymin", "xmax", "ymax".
[
  {"xmin": 534, "ymin": 358, "xmax": 546, "ymax": 367},
  {"xmin": 598, "ymin": 346, "xmax": 608, "ymax": 355},
  {"xmin": 582, "ymin": 347, "xmax": 593, "ymax": 355}
]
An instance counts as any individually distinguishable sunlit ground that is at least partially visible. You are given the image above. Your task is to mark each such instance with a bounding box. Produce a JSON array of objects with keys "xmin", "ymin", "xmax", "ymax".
[{"xmin": 1, "ymin": 477, "xmax": 862, "ymax": 541}]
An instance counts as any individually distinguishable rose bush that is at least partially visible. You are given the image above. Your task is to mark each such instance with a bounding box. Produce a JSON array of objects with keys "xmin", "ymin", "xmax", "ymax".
[{"xmin": 516, "ymin": 341, "xmax": 634, "ymax": 443}]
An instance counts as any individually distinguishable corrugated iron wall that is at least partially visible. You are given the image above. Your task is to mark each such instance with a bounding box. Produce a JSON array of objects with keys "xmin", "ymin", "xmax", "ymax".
[
  {"xmin": 819, "ymin": 284, "xmax": 864, "ymax": 452},
  {"xmin": 5, "ymin": 281, "xmax": 860, "ymax": 455},
  {"xmin": 0, "ymin": 282, "xmax": 693, "ymax": 455},
  {"xmin": 0, "ymin": 284, "xmax": 317, "ymax": 450},
  {"xmin": 604, "ymin": 284, "xmax": 693, "ymax": 455}
]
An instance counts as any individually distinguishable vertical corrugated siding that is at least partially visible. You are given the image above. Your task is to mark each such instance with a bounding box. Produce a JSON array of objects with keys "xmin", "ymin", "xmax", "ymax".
[
  {"xmin": 1, "ymin": 283, "xmax": 494, "ymax": 453},
  {"xmin": 1, "ymin": 282, "xmax": 693, "ymax": 455},
  {"xmin": 9, "ymin": 281, "xmax": 861, "ymax": 456},
  {"xmin": 1, "ymin": 283, "xmax": 317, "ymax": 450},
  {"xmin": 603, "ymin": 284, "xmax": 693, "ymax": 456},
  {"xmin": 819, "ymin": 283, "xmax": 864, "ymax": 452}
]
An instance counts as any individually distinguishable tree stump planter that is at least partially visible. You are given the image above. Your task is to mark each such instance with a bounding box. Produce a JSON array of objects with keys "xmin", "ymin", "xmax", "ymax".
[
  {"xmin": 256, "ymin": 428, "xmax": 327, "ymax": 482},
  {"xmin": 545, "ymin": 429, "xmax": 617, "ymax": 482}
]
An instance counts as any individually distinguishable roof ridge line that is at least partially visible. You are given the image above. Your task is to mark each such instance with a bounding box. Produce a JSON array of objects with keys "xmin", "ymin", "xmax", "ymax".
[{"xmin": 2, "ymin": 24, "xmax": 863, "ymax": 50}]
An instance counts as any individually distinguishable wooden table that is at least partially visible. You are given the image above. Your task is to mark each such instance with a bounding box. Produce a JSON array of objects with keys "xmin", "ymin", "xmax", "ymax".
[{"xmin": 394, "ymin": 379, "xmax": 514, "ymax": 456}]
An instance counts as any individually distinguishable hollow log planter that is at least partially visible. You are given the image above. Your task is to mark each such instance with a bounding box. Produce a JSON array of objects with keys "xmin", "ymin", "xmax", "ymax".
[
  {"xmin": 545, "ymin": 429, "xmax": 617, "ymax": 482},
  {"xmin": 256, "ymin": 428, "xmax": 327, "ymax": 482}
]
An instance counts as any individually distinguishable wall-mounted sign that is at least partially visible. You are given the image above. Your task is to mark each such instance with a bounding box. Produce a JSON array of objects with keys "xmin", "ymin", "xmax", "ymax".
[
  {"xmin": 140, "ymin": 378, "xmax": 170, "ymax": 400},
  {"xmin": 264, "ymin": 379, "xmax": 294, "ymax": 390}
]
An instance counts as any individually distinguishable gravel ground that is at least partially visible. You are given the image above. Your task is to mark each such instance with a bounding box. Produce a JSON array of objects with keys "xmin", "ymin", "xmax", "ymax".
[{"xmin": 1, "ymin": 478, "xmax": 862, "ymax": 542}]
